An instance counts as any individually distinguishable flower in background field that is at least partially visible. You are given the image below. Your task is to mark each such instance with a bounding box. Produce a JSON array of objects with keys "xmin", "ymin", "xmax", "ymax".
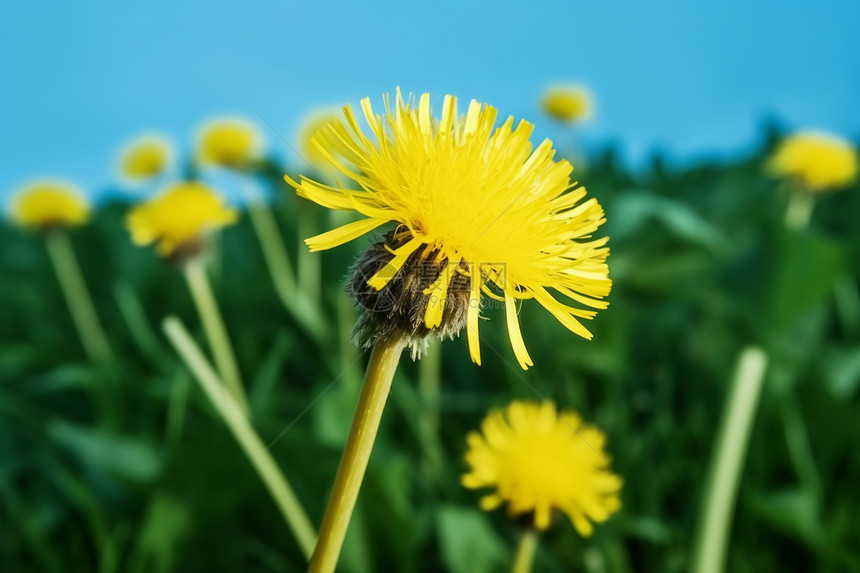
[
  {"xmin": 287, "ymin": 89, "xmax": 610, "ymax": 369},
  {"xmin": 541, "ymin": 85, "xmax": 593, "ymax": 123},
  {"xmin": 297, "ymin": 108, "xmax": 343, "ymax": 173},
  {"xmin": 769, "ymin": 131, "xmax": 858, "ymax": 191},
  {"xmin": 462, "ymin": 400, "xmax": 621, "ymax": 535},
  {"xmin": 126, "ymin": 181, "xmax": 238, "ymax": 258},
  {"xmin": 10, "ymin": 180, "xmax": 90, "ymax": 231},
  {"xmin": 119, "ymin": 133, "xmax": 173, "ymax": 181},
  {"xmin": 196, "ymin": 118, "xmax": 263, "ymax": 169}
]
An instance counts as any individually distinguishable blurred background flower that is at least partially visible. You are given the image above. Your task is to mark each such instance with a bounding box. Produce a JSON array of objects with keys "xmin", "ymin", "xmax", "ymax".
[
  {"xmin": 10, "ymin": 179, "xmax": 90, "ymax": 231},
  {"xmin": 462, "ymin": 400, "xmax": 621, "ymax": 535},
  {"xmin": 541, "ymin": 85, "xmax": 593, "ymax": 123},
  {"xmin": 196, "ymin": 118, "xmax": 263, "ymax": 170},
  {"xmin": 117, "ymin": 133, "xmax": 173, "ymax": 184},
  {"xmin": 126, "ymin": 180, "xmax": 238, "ymax": 258},
  {"xmin": 768, "ymin": 130, "xmax": 858, "ymax": 191}
]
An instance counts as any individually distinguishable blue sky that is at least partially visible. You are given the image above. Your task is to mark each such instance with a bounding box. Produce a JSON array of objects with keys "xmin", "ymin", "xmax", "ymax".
[{"xmin": 1, "ymin": 0, "xmax": 858, "ymax": 203}]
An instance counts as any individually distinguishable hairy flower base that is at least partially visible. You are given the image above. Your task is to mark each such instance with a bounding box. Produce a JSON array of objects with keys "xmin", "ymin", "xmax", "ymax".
[{"xmin": 349, "ymin": 227, "xmax": 471, "ymax": 357}]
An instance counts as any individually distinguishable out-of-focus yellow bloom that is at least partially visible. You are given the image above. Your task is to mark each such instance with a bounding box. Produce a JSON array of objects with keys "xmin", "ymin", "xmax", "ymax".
[
  {"xmin": 769, "ymin": 131, "xmax": 858, "ymax": 191},
  {"xmin": 119, "ymin": 134, "xmax": 173, "ymax": 181},
  {"xmin": 126, "ymin": 181, "xmax": 238, "ymax": 257},
  {"xmin": 298, "ymin": 109, "xmax": 342, "ymax": 172},
  {"xmin": 10, "ymin": 180, "xmax": 90, "ymax": 230},
  {"xmin": 196, "ymin": 118, "xmax": 262, "ymax": 169},
  {"xmin": 542, "ymin": 85, "xmax": 593, "ymax": 123},
  {"xmin": 287, "ymin": 89, "xmax": 610, "ymax": 369},
  {"xmin": 462, "ymin": 400, "xmax": 621, "ymax": 535}
]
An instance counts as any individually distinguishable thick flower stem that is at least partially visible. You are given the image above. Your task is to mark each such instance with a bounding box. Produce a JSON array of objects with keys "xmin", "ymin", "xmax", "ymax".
[
  {"xmin": 163, "ymin": 316, "xmax": 317, "ymax": 558},
  {"xmin": 44, "ymin": 230, "xmax": 110, "ymax": 363},
  {"xmin": 511, "ymin": 529, "xmax": 539, "ymax": 573},
  {"xmin": 184, "ymin": 260, "xmax": 248, "ymax": 414},
  {"xmin": 308, "ymin": 336, "xmax": 405, "ymax": 573},
  {"xmin": 691, "ymin": 347, "xmax": 768, "ymax": 573}
]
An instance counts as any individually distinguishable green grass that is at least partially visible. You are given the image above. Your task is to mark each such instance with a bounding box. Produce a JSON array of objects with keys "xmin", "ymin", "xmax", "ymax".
[{"xmin": 2, "ymin": 134, "xmax": 860, "ymax": 572}]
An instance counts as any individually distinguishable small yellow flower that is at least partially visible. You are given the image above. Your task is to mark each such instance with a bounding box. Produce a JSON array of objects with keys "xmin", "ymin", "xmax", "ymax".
[
  {"xmin": 126, "ymin": 181, "xmax": 238, "ymax": 257},
  {"xmin": 462, "ymin": 400, "xmax": 621, "ymax": 536},
  {"xmin": 10, "ymin": 180, "xmax": 90, "ymax": 231},
  {"xmin": 769, "ymin": 131, "xmax": 858, "ymax": 190},
  {"xmin": 196, "ymin": 118, "xmax": 262, "ymax": 169},
  {"xmin": 119, "ymin": 134, "xmax": 173, "ymax": 181},
  {"xmin": 287, "ymin": 90, "xmax": 610, "ymax": 369},
  {"xmin": 542, "ymin": 85, "xmax": 593, "ymax": 123},
  {"xmin": 298, "ymin": 108, "xmax": 343, "ymax": 172}
]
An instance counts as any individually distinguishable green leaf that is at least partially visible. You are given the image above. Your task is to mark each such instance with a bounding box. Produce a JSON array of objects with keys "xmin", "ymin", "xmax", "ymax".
[{"xmin": 435, "ymin": 505, "xmax": 508, "ymax": 573}]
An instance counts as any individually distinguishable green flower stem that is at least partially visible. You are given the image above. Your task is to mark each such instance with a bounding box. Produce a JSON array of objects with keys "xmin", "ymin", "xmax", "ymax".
[
  {"xmin": 243, "ymin": 183, "xmax": 328, "ymax": 345},
  {"xmin": 308, "ymin": 336, "xmax": 405, "ymax": 573},
  {"xmin": 691, "ymin": 347, "xmax": 768, "ymax": 573},
  {"xmin": 784, "ymin": 190, "xmax": 815, "ymax": 231},
  {"xmin": 162, "ymin": 316, "xmax": 317, "ymax": 558},
  {"xmin": 418, "ymin": 338, "xmax": 443, "ymax": 478},
  {"xmin": 183, "ymin": 260, "xmax": 248, "ymax": 414},
  {"xmin": 511, "ymin": 529, "xmax": 539, "ymax": 573},
  {"xmin": 44, "ymin": 230, "xmax": 110, "ymax": 363},
  {"xmin": 297, "ymin": 205, "xmax": 321, "ymax": 307},
  {"xmin": 113, "ymin": 280, "xmax": 170, "ymax": 367},
  {"xmin": 418, "ymin": 338, "xmax": 442, "ymax": 436}
]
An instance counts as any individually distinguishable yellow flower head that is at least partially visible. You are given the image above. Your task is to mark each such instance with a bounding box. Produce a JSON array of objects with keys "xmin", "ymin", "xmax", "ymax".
[
  {"xmin": 542, "ymin": 85, "xmax": 593, "ymax": 123},
  {"xmin": 769, "ymin": 131, "xmax": 858, "ymax": 191},
  {"xmin": 196, "ymin": 118, "xmax": 262, "ymax": 169},
  {"xmin": 462, "ymin": 400, "xmax": 622, "ymax": 535},
  {"xmin": 126, "ymin": 181, "xmax": 238, "ymax": 257},
  {"xmin": 298, "ymin": 108, "xmax": 344, "ymax": 172},
  {"xmin": 287, "ymin": 90, "xmax": 610, "ymax": 369},
  {"xmin": 119, "ymin": 133, "xmax": 173, "ymax": 181},
  {"xmin": 10, "ymin": 180, "xmax": 90, "ymax": 231}
]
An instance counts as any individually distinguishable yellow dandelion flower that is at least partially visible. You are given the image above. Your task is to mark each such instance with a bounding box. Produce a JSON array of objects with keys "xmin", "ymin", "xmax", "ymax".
[
  {"xmin": 462, "ymin": 400, "xmax": 622, "ymax": 536},
  {"xmin": 769, "ymin": 130, "xmax": 858, "ymax": 191},
  {"xmin": 10, "ymin": 180, "xmax": 90, "ymax": 230},
  {"xmin": 298, "ymin": 108, "xmax": 343, "ymax": 172},
  {"xmin": 197, "ymin": 118, "xmax": 262, "ymax": 169},
  {"xmin": 126, "ymin": 181, "xmax": 238, "ymax": 257},
  {"xmin": 541, "ymin": 85, "xmax": 593, "ymax": 123},
  {"xmin": 119, "ymin": 133, "xmax": 173, "ymax": 181},
  {"xmin": 286, "ymin": 89, "xmax": 610, "ymax": 369}
]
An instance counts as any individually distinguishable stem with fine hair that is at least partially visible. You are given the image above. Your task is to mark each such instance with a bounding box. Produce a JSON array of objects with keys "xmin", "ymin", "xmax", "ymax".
[
  {"xmin": 162, "ymin": 315, "xmax": 317, "ymax": 558},
  {"xmin": 691, "ymin": 347, "xmax": 768, "ymax": 573},
  {"xmin": 183, "ymin": 260, "xmax": 248, "ymax": 414},
  {"xmin": 308, "ymin": 335, "xmax": 405, "ymax": 573},
  {"xmin": 44, "ymin": 230, "xmax": 110, "ymax": 363},
  {"xmin": 511, "ymin": 529, "xmax": 539, "ymax": 573}
]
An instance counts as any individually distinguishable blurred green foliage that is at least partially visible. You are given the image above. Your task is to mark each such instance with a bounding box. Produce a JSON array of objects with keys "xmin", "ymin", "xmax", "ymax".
[{"xmin": 2, "ymin": 133, "xmax": 860, "ymax": 572}]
